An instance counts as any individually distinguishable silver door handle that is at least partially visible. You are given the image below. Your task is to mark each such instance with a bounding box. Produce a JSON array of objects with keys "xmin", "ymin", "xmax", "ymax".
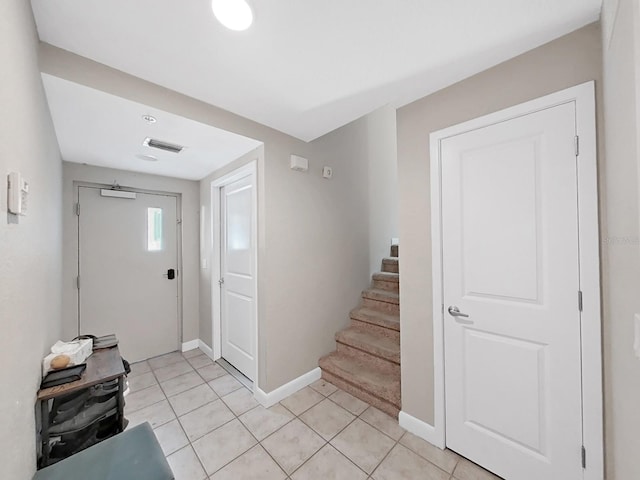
[{"xmin": 448, "ymin": 306, "xmax": 469, "ymax": 318}]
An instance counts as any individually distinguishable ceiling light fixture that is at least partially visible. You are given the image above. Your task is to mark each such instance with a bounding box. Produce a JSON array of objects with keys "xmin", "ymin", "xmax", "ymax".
[
  {"xmin": 142, "ymin": 114, "xmax": 157, "ymax": 124},
  {"xmin": 211, "ymin": 0, "xmax": 253, "ymax": 31}
]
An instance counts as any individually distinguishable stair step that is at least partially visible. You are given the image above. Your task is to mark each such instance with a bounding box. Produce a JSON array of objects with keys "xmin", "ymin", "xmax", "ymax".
[
  {"xmin": 362, "ymin": 289, "xmax": 399, "ymax": 314},
  {"xmin": 319, "ymin": 352, "xmax": 400, "ymax": 417},
  {"xmin": 372, "ymin": 272, "xmax": 399, "ymax": 293},
  {"xmin": 350, "ymin": 307, "xmax": 399, "ymax": 332},
  {"xmin": 381, "ymin": 257, "xmax": 399, "ymax": 274},
  {"xmin": 372, "ymin": 272, "xmax": 399, "ymax": 283},
  {"xmin": 362, "ymin": 288, "xmax": 399, "ymax": 305},
  {"xmin": 336, "ymin": 327, "xmax": 400, "ymax": 364}
]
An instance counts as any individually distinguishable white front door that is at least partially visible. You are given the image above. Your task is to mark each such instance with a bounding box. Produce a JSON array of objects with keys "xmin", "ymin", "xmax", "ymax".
[
  {"xmin": 220, "ymin": 174, "xmax": 256, "ymax": 380},
  {"xmin": 78, "ymin": 186, "xmax": 179, "ymax": 363},
  {"xmin": 441, "ymin": 103, "xmax": 583, "ymax": 479}
]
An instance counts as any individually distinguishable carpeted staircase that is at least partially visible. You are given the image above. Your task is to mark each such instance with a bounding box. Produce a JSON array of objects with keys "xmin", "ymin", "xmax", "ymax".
[{"xmin": 319, "ymin": 245, "xmax": 400, "ymax": 417}]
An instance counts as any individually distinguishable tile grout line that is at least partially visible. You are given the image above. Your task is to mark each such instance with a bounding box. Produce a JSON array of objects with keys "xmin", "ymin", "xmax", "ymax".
[
  {"xmin": 127, "ymin": 358, "xmax": 216, "ymax": 415},
  {"xmin": 180, "ymin": 351, "xmax": 278, "ymax": 478},
  {"xmin": 277, "ymin": 382, "xmax": 403, "ymax": 478},
  {"xmin": 149, "ymin": 352, "xmax": 210, "ymax": 479},
  {"xmin": 193, "ymin": 363, "xmax": 285, "ymax": 478},
  {"xmin": 283, "ymin": 384, "xmax": 373, "ymax": 478},
  {"xmin": 137, "ymin": 351, "xmax": 468, "ymax": 479}
]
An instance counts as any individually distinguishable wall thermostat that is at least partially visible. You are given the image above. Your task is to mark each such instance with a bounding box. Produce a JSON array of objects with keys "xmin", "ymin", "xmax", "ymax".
[{"xmin": 8, "ymin": 172, "xmax": 29, "ymax": 216}]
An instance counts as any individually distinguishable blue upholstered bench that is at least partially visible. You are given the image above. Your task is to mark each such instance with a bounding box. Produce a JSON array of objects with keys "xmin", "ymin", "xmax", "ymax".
[{"xmin": 33, "ymin": 422, "xmax": 174, "ymax": 480}]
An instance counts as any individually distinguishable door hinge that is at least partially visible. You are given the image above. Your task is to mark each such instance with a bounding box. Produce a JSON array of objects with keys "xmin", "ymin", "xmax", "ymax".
[
  {"xmin": 75, "ymin": 203, "xmax": 80, "ymax": 216},
  {"xmin": 581, "ymin": 445, "xmax": 586, "ymax": 469},
  {"xmin": 76, "ymin": 275, "xmax": 80, "ymax": 290},
  {"xmin": 218, "ymin": 277, "xmax": 224, "ymax": 287},
  {"xmin": 575, "ymin": 136, "xmax": 580, "ymax": 157},
  {"xmin": 578, "ymin": 290, "xmax": 583, "ymax": 312},
  {"xmin": 177, "ymin": 219, "xmax": 182, "ymax": 225},
  {"xmin": 441, "ymin": 304, "xmax": 445, "ymax": 316}
]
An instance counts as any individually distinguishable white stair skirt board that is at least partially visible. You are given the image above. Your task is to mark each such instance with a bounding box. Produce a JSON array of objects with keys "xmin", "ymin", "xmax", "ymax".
[
  {"xmin": 399, "ymin": 411, "xmax": 444, "ymax": 449},
  {"xmin": 181, "ymin": 339, "xmax": 199, "ymax": 352},
  {"xmin": 255, "ymin": 368, "xmax": 322, "ymax": 408}
]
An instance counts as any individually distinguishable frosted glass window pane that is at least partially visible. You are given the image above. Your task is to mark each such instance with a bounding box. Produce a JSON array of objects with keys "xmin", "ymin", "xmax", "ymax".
[{"xmin": 147, "ymin": 207, "xmax": 163, "ymax": 251}]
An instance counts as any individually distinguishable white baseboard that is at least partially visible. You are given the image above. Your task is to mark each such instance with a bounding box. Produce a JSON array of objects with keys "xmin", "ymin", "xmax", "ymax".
[
  {"xmin": 188, "ymin": 339, "xmax": 318, "ymax": 409},
  {"xmin": 198, "ymin": 340, "xmax": 218, "ymax": 360},
  {"xmin": 255, "ymin": 367, "xmax": 321, "ymax": 408},
  {"xmin": 181, "ymin": 339, "xmax": 199, "ymax": 352},
  {"xmin": 399, "ymin": 411, "xmax": 445, "ymax": 449}
]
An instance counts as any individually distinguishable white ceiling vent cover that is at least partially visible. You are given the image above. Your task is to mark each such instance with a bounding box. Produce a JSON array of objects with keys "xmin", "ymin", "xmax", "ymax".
[{"xmin": 143, "ymin": 137, "xmax": 184, "ymax": 153}]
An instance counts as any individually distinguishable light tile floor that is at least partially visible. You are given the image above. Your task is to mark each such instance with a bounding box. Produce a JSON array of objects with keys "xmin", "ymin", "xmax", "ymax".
[{"xmin": 125, "ymin": 349, "xmax": 502, "ymax": 480}]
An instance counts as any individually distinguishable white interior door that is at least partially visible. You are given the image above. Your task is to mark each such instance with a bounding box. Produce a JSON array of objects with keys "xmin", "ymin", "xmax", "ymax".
[
  {"xmin": 78, "ymin": 186, "xmax": 179, "ymax": 363},
  {"xmin": 441, "ymin": 103, "xmax": 583, "ymax": 479},
  {"xmin": 220, "ymin": 174, "xmax": 256, "ymax": 380}
]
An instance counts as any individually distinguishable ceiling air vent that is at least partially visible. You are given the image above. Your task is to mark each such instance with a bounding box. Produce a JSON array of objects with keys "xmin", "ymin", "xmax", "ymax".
[{"xmin": 143, "ymin": 137, "xmax": 184, "ymax": 154}]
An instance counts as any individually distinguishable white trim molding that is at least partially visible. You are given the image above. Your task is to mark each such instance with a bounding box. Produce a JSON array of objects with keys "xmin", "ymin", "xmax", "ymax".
[
  {"xmin": 210, "ymin": 160, "xmax": 259, "ymax": 385},
  {"xmin": 198, "ymin": 339, "xmax": 217, "ymax": 361},
  {"xmin": 399, "ymin": 411, "xmax": 444, "ymax": 448},
  {"xmin": 181, "ymin": 340, "xmax": 199, "ymax": 352},
  {"xmin": 254, "ymin": 368, "xmax": 321, "ymax": 408},
  {"xmin": 429, "ymin": 81, "xmax": 603, "ymax": 480}
]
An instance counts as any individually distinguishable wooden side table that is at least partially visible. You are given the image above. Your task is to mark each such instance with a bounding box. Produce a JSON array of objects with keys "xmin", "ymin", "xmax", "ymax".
[{"xmin": 37, "ymin": 347, "xmax": 126, "ymax": 468}]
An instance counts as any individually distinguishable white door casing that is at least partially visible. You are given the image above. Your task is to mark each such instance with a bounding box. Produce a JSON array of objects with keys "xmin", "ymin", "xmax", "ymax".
[
  {"xmin": 211, "ymin": 161, "xmax": 258, "ymax": 383},
  {"xmin": 78, "ymin": 186, "xmax": 180, "ymax": 363},
  {"xmin": 430, "ymin": 82, "xmax": 602, "ymax": 480},
  {"xmin": 442, "ymin": 102, "xmax": 581, "ymax": 479}
]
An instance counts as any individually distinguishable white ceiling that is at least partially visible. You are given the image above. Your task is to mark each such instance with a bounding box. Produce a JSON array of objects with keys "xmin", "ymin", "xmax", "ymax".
[
  {"xmin": 41, "ymin": 74, "xmax": 262, "ymax": 180},
  {"xmin": 32, "ymin": 0, "xmax": 601, "ymax": 141}
]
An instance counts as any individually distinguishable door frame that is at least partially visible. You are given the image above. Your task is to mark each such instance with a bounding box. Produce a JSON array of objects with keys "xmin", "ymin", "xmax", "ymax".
[
  {"xmin": 429, "ymin": 82, "xmax": 602, "ymax": 479},
  {"xmin": 210, "ymin": 161, "xmax": 259, "ymax": 387},
  {"xmin": 74, "ymin": 181, "xmax": 183, "ymax": 349}
]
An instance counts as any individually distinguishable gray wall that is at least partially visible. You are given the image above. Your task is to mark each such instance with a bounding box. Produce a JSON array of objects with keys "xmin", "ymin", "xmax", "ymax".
[
  {"xmin": 600, "ymin": 0, "xmax": 640, "ymax": 478},
  {"xmin": 61, "ymin": 163, "xmax": 200, "ymax": 344},
  {"xmin": 396, "ymin": 23, "xmax": 603, "ymax": 424},
  {"xmin": 198, "ymin": 110, "xmax": 382, "ymax": 391},
  {"xmin": 0, "ymin": 1, "xmax": 63, "ymax": 477},
  {"xmin": 39, "ymin": 45, "xmax": 383, "ymax": 393},
  {"xmin": 367, "ymin": 105, "xmax": 399, "ymax": 273}
]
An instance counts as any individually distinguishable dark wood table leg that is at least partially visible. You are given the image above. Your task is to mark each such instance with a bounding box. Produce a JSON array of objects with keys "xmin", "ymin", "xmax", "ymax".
[
  {"xmin": 118, "ymin": 375, "xmax": 125, "ymax": 432},
  {"xmin": 39, "ymin": 399, "xmax": 49, "ymax": 468}
]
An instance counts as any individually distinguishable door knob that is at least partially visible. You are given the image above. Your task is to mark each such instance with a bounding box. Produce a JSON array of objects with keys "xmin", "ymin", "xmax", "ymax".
[{"xmin": 448, "ymin": 306, "xmax": 469, "ymax": 318}]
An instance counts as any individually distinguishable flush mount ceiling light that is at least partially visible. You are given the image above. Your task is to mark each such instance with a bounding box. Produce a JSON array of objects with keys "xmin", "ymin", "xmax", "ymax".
[{"xmin": 211, "ymin": 0, "xmax": 253, "ymax": 31}]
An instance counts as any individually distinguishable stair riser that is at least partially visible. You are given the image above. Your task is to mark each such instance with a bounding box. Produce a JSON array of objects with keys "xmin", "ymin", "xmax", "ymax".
[
  {"xmin": 362, "ymin": 297, "xmax": 399, "ymax": 315},
  {"xmin": 350, "ymin": 309, "xmax": 400, "ymax": 332},
  {"xmin": 381, "ymin": 261, "xmax": 399, "ymax": 274},
  {"xmin": 321, "ymin": 371, "xmax": 399, "ymax": 418},
  {"xmin": 350, "ymin": 319, "xmax": 400, "ymax": 339},
  {"xmin": 363, "ymin": 290, "xmax": 399, "ymax": 304},
  {"xmin": 336, "ymin": 342, "xmax": 400, "ymax": 366},
  {"xmin": 372, "ymin": 279, "xmax": 399, "ymax": 293}
]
